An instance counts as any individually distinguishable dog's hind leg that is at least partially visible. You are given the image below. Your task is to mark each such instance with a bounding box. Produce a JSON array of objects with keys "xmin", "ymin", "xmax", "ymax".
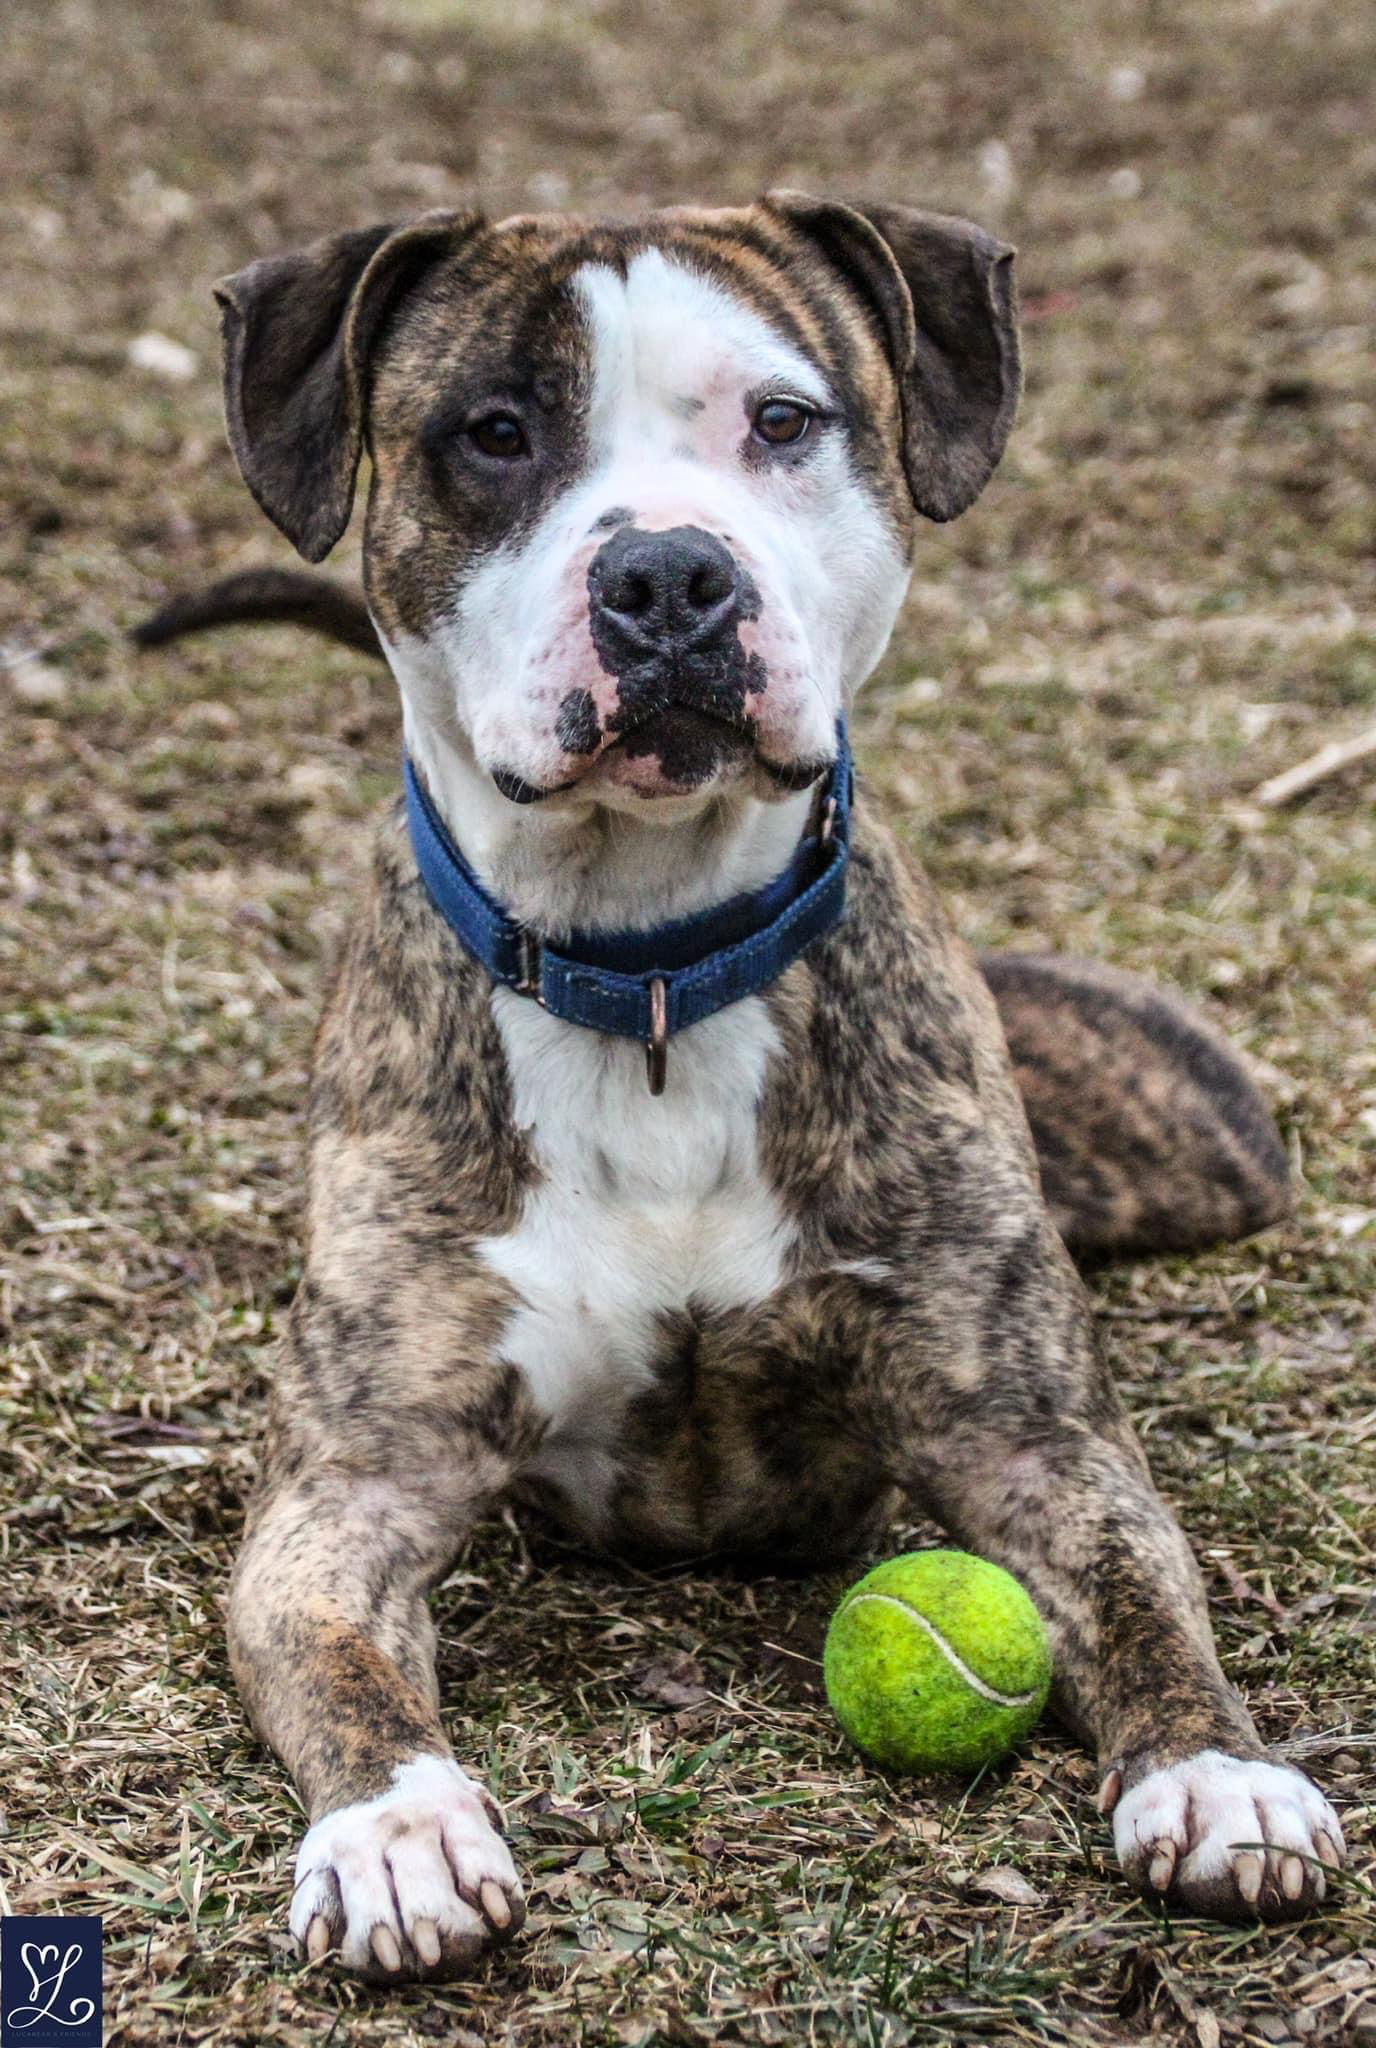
[{"xmin": 981, "ymin": 952, "xmax": 1291, "ymax": 1261}]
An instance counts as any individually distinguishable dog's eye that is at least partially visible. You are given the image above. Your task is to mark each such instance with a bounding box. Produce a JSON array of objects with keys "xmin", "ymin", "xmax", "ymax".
[
  {"xmin": 752, "ymin": 399, "xmax": 813, "ymax": 447},
  {"xmin": 468, "ymin": 412, "xmax": 530, "ymax": 460}
]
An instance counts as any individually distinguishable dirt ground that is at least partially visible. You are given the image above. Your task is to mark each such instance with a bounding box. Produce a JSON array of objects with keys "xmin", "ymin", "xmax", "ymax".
[{"xmin": 2, "ymin": 0, "xmax": 1374, "ymax": 2043}]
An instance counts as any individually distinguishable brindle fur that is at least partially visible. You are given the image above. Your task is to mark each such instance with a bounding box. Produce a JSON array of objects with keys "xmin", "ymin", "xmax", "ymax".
[
  {"xmin": 135, "ymin": 586, "xmax": 1291, "ymax": 1269},
  {"xmin": 143, "ymin": 194, "xmax": 1330, "ymax": 1956},
  {"xmin": 232, "ymin": 796, "xmax": 1274, "ymax": 1886},
  {"xmin": 980, "ymin": 952, "xmax": 1290, "ymax": 1260}
]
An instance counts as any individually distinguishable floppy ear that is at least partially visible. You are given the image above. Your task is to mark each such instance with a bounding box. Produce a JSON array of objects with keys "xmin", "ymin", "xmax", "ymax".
[
  {"xmin": 215, "ymin": 209, "xmax": 484, "ymax": 562},
  {"xmin": 765, "ymin": 190, "xmax": 1020, "ymax": 522}
]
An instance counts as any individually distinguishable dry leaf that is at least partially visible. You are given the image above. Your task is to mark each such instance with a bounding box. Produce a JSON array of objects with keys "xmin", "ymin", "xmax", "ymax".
[
  {"xmin": 630, "ymin": 1651, "xmax": 711, "ymax": 1709},
  {"xmin": 964, "ymin": 1865, "xmax": 1044, "ymax": 1907}
]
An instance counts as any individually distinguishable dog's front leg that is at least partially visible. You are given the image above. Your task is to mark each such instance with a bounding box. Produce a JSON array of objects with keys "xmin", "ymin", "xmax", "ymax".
[
  {"xmin": 874, "ymin": 1264, "xmax": 1345, "ymax": 1919},
  {"xmin": 229, "ymin": 1434, "xmax": 525, "ymax": 1979}
]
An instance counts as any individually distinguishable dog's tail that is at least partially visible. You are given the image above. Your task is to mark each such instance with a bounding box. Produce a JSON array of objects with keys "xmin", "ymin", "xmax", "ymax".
[
  {"xmin": 131, "ymin": 574, "xmax": 1292, "ymax": 1265},
  {"xmin": 131, "ymin": 569, "xmax": 384, "ymax": 659},
  {"xmin": 981, "ymin": 951, "xmax": 1291, "ymax": 1262}
]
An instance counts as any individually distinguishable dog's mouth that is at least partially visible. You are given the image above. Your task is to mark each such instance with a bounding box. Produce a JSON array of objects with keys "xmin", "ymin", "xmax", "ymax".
[
  {"xmin": 612, "ymin": 702, "xmax": 753, "ymax": 789},
  {"xmin": 492, "ymin": 703, "xmax": 827, "ymax": 805}
]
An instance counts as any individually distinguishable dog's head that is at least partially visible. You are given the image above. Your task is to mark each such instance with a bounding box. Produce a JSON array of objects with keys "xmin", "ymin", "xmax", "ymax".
[{"xmin": 218, "ymin": 196, "xmax": 1018, "ymax": 811}]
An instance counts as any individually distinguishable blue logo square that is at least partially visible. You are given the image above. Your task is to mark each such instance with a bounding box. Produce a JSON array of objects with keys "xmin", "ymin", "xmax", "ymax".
[{"xmin": 1, "ymin": 1918, "xmax": 102, "ymax": 2048}]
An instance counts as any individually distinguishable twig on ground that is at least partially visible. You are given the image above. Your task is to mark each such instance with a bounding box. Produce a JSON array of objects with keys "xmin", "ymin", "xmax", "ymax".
[{"xmin": 1253, "ymin": 725, "xmax": 1376, "ymax": 808}]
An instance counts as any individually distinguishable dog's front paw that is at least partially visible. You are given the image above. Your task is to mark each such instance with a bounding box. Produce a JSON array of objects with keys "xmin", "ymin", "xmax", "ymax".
[
  {"xmin": 1103, "ymin": 1749, "xmax": 1344, "ymax": 1921},
  {"xmin": 290, "ymin": 1753, "xmax": 525, "ymax": 1978}
]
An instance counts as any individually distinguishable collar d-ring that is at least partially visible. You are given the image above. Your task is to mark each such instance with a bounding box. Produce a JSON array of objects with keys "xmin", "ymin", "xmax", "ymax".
[{"xmin": 645, "ymin": 974, "xmax": 668, "ymax": 1095}]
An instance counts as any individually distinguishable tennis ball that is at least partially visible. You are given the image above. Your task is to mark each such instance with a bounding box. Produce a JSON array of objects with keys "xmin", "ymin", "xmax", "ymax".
[{"xmin": 823, "ymin": 1550, "xmax": 1051, "ymax": 1775}]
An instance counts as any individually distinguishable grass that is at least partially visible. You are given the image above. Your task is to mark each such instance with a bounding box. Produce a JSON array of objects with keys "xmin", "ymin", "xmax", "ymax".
[{"xmin": 1, "ymin": 0, "xmax": 1373, "ymax": 2041}]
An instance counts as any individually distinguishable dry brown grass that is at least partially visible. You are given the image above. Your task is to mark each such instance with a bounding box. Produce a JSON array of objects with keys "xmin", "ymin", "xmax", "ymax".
[{"xmin": 2, "ymin": 1, "xmax": 1374, "ymax": 2042}]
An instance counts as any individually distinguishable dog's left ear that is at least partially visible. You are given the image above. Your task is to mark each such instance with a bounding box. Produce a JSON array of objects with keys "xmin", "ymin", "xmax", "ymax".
[{"xmin": 764, "ymin": 190, "xmax": 1020, "ymax": 522}]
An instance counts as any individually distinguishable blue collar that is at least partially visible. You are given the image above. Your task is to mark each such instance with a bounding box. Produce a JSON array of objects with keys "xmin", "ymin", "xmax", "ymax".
[{"xmin": 403, "ymin": 725, "xmax": 853, "ymax": 1093}]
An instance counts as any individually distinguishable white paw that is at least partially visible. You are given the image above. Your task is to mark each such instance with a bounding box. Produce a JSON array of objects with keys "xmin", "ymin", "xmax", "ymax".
[
  {"xmin": 290, "ymin": 1754, "xmax": 525, "ymax": 1977},
  {"xmin": 1108, "ymin": 1749, "xmax": 1344, "ymax": 1921}
]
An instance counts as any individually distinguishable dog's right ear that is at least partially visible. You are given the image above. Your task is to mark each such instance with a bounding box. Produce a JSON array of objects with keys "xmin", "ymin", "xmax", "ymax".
[{"xmin": 215, "ymin": 210, "xmax": 484, "ymax": 563}]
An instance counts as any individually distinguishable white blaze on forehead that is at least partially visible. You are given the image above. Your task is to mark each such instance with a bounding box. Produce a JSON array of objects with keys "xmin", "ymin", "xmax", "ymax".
[
  {"xmin": 554, "ymin": 246, "xmax": 906, "ymax": 766},
  {"xmin": 575, "ymin": 248, "xmax": 834, "ymax": 455}
]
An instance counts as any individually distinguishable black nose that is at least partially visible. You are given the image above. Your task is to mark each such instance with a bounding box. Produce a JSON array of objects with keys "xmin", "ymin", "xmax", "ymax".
[{"xmin": 588, "ymin": 524, "xmax": 744, "ymax": 663}]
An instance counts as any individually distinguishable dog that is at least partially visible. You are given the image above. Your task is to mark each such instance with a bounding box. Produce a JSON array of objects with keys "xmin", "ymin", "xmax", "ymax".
[{"xmin": 137, "ymin": 192, "xmax": 1343, "ymax": 1979}]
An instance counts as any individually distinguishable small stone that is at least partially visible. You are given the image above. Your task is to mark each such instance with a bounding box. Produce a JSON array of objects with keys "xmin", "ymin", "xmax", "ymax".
[
  {"xmin": 4, "ymin": 649, "xmax": 67, "ymax": 704},
  {"xmin": 174, "ymin": 700, "xmax": 241, "ymax": 737},
  {"xmin": 127, "ymin": 331, "xmax": 199, "ymax": 381},
  {"xmin": 978, "ymin": 138, "xmax": 1016, "ymax": 204},
  {"xmin": 1108, "ymin": 63, "xmax": 1146, "ymax": 100}
]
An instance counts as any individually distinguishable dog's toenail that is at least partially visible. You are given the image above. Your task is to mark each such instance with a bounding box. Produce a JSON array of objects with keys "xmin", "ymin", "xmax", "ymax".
[
  {"xmin": 305, "ymin": 1914, "xmax": 332, "ymax": 1962},
  {"xmin": 371, "ymin": 1924, "xmax": 402, "ymax": 1971},
  {"xmin": 1235, "ymin": 1852, "xmax": 1264, "ymax": 1905},
  {"xmin": 479, "ymin": 1878, "xmax": 511, "ymax": 1928},
  {"xmin": 412, "ymin": 1916, "xmax": 441, "ymax": 1966}
]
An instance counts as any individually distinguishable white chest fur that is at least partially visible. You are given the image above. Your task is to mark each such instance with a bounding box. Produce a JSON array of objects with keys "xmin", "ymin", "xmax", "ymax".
[{"xmin": 477, "ymin": 987, "xmax": 796, "ymax": 1532}]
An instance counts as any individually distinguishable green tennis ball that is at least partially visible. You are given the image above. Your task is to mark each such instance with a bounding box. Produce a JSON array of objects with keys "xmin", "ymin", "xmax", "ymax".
[{"xmin": 823, "ymin": 1550, "xmax": 1052, "ymax": 1775}]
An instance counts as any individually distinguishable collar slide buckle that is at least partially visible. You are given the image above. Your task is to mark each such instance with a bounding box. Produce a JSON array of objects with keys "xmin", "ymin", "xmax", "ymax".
[{"xmin": 516, "ymin": 931, "xmax": 543, "ymax": 1001}]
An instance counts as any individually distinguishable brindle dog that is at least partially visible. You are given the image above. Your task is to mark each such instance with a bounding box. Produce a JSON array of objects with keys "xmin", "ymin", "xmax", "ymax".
[{"xmin": 138, "ymin": 194, "xmax": 1343, "ymax": 1979}]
